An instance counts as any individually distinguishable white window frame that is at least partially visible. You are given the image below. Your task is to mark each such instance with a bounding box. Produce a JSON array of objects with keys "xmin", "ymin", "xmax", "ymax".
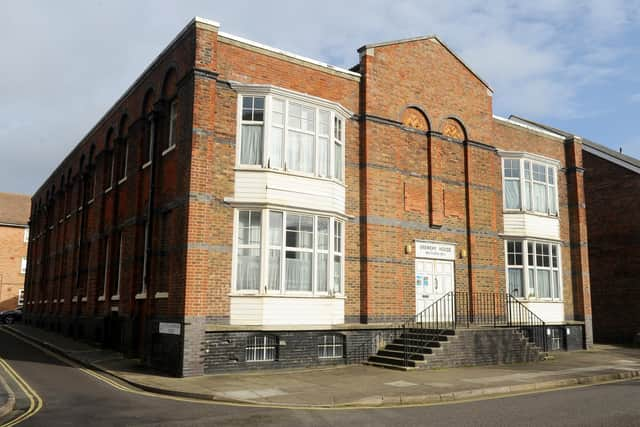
[
  {"xmin": 18, "ymin": 289, "xmax": 24, "ymax": 306},
  {"xmin": 167, "ymin": 99, "xmax": 178, "ymax": 150},
  {"xmin": 318, "ymin": 334, "xmax": 344, "ymax": 359},
  {"xmin": 500, "ymin": 154, "xmax": 559, "ymax": 217},
  {"xmin": 100, "ymin": 237, "xmax": 109, "ymax": 300},
  {"xmin": 118, "ymin": 141, "xmax": 128, "ymax": 183},
  {"xmin": 23, "ymin": 228, "xmax": 29, "ymax": 243},
  {"xmin": 232, "ymin": 85, "xmax": 350, "ymax": 184},
  {"xmin": 20, "ymin": 257, "xmax": 27, "ymax": 274},
  {"xmin": 504, "ymin": 239, "xmax": 562, "ymax": 301},
  {"xmin": 112, "ymin": 234, "xmax": 123, "ymax": 299},
  {"xmin": 246, "ymin": 335, "xmax": 278, "ymax": 362},
  {"xmin": 232, "ymin": 208, "xmax": 344, "ymax": 297}
]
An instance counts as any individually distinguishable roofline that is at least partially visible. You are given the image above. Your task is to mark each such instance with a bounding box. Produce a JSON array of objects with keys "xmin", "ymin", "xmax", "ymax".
[
  {"xmin": 34, "ymin": 16, "xmax": 217, "ymax": 198},
  {"xmin": 218, "ymin": 32, "xmax": 361, "ymax": 79},
  {"xmin": 358, "ymin": 35, "xmax": 493, "ymax": 92},
  {"xmin": 508, "ymin": 115, "xmax": 640, "ymax": 175},
  {"xmin": 493, "ymin": 115, "xmax": 565, "ymax": 140}
]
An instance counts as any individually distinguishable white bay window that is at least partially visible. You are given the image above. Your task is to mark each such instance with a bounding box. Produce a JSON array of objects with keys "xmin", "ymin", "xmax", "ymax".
[
  {"xmin": 501, "ymin": 156, "xmax": 558, "ymax": 216},
  {"xmin": 235, "ymin": 86, "xmax": 348, "ymax": 183},
  {"xmin": 234, "ymin": 209, "xmax": 344, "ymax": 296},
  {"xmin": 505, "ymin": 239, "xmax": 561, "ymax": 300}
]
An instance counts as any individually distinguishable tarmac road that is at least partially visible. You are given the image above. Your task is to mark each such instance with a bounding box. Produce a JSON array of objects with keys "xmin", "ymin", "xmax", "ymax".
[{"xmin": 0, "ymin": 326, "xmax": 639, "ymax": 427}]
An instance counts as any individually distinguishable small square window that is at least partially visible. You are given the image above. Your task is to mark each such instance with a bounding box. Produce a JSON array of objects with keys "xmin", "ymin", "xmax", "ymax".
[
  {"xmin": 318, "ymin": 335, "xmax": 344, "ymax": 359},
  {"xmin": 246, "ymin": 335, "xmax": 278, "ymax": 362}
]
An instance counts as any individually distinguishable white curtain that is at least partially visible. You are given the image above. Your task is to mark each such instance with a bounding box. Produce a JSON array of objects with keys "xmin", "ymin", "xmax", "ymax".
[
  {"xmin": 240, "ymin": 124, "xmax": 263, "ymax": 165},
  {"xmin": 286, "ymin": 252, "xmax": 312, "ymax": 291},
  {"xmin": 270, "ymin": 126, "xmax": 283, "ymax": 168},
  {"xmin": 318, "ymin": 137, "xmax": 329, "ymax": 177},
  {"xmin": 533, "ymin": 182, "xmax": 547, "ymax": 213},
  {"xmin": 537, "ymin": 270, "xmax": 551, "ymax": 298},
  {"xmin": 508, "ymin": 268, "xmax": 523, "ymax": 297},
  {"xmin": 268, "ymin": 249, "xmax": 280, "ymax": 290},
  {"xmin": 317, "ymin": 253, "xmax": 328, "ymax": 292},
  {"xmin": 334, "ymin": 142, "xmax": 343, "ymax": 180},
  {"xmin": 237, "ymin": 248, "xmax": 260, "ymax": 290},
  {"xmin": 504, "ymin": 179, "xmax": 521, "ymax": 209},
  {"xmin": 333, "ymin": 255, "xmax": 342, "ymax": 293},
  {"xmin": 548, "ymin": 185, "xmax": 557, "ymax": 215}
]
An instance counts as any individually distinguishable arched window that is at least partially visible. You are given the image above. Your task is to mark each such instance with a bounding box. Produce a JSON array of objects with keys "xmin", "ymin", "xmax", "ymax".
[
  {"xmin": 104, "ymin": 129, "xmax": 115, "ymax": 190},
  {"xmin": 65, "ymin": 167, "xmax": 73, "ymax": 215},
  {"xmin": 117, "ymin": 115, "xmax": 129, "ymax": 182},
  {"xmin": 162, "ymin": 69, "xmax": 178, "ymax": 152},
  {"xmin": 142, "ymin": 89, "xmax": 155, "ymax": 165},
  {"xmin": 87, "ymin": 145, "xmax": 96, "ymax": 202}
]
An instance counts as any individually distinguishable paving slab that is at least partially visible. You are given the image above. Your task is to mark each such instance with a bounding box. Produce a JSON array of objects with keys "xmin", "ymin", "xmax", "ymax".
[{"xmin": 6, "ymin": 324, "xmax": 640, "ymax": 408}]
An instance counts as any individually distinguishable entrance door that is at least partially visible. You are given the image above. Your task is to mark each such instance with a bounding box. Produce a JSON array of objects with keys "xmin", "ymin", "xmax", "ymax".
[{"xmin": 415, "ymin": 259, "xmax": 454, "ymax": 315}]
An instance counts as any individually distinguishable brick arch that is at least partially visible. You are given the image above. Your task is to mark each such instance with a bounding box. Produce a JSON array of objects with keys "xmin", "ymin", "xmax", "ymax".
[
  {"xmin": 118, "ymin": 114, "xmax": 129, "ymax": 137},
  {"xmin": 142, "ymin": 88, "xmax": 155, "ymax": 116},
  {"xmin": 400, "ymin": 105, "xmax": 430, "ymax": 131},
  {"xmin": 161, "ymin": 67, "xmax": 178, "ymax": 99},
  {"xmin": 439, "ymin": 116, "xmax": 467, "ymax": 141}
]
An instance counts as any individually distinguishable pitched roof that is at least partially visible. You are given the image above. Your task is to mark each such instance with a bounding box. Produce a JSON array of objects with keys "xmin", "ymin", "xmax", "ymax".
[
  {"xmin": 0, "ymin": 192, "xmax": 31, "ymax": 226},
  {"xmin": 508, "ymin": 115, "xmax": 640, "ymax": 175},
  {"xmin": 358, "ymin": 35, "xmax": 493, "ymax": 92}
]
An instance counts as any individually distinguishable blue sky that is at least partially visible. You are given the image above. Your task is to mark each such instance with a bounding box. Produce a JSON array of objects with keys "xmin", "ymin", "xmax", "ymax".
[{"xmin": 1, "ymin": 0, "xmax": 639, "ymax": 194}]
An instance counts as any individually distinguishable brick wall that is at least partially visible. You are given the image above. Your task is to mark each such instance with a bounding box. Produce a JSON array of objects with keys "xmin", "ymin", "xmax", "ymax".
[
  {"xmin": 0, "ymin": 225, "xmax": 27, "ymax": 310},
  {"xmin": 584, "ymin": 151, "xmax": 640, "ymax": 344}
]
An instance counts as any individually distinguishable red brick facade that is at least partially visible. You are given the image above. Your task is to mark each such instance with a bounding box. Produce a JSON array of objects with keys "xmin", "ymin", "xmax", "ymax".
[{"xmin": 24, "ymin": 19, "xmax": 594, "ymax": 375}]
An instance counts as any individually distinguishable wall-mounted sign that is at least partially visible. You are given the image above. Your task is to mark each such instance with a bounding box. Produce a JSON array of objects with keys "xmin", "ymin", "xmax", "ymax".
[
  {"xmin": 415, "ymin": 240, "xmax": 455, "ymax": 260},
  {"xmin": 159, "ymin": 322, "xmax": 182, "ymax": 335}
]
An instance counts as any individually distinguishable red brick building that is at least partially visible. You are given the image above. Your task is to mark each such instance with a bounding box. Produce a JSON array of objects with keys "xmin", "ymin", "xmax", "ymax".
[
  {"xmin": 25, "ymin": 17, "xmax": 593, "ymax": 376},
  {"xmin": 0, "ymin": 192, "xmax": 30, "ymax": 311}
]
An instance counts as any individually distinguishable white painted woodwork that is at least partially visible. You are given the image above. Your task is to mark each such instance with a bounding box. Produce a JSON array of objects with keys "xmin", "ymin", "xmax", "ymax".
[
  {"xmin": 234, "ymin": 170, "xmax": 346, "ymax": 214},
  {"xmin": 230, "ymin": 295, "xmax": 345, "ymax": 325},
  {"xmin": 503, "ymin": 213, "xmax": 560, "ymax": 240},
  {"xmin": 521, "ymin": 301, "xmax": 565, "ymax": 323}
]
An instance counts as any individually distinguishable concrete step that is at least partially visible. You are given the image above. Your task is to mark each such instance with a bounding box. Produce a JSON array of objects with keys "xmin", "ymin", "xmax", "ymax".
[
  {"xmin": 368, "ymin": 354, "xmax": 419, "ymax": 368},
  {"xmin": 377, "ymin": 349, "xmax": 428, "ymax": 360},
  {"xmin": 362, "ymin": 361, "xmax": 416, "ymax": 371},
  {"xmin": 386, "ymin": 343, "xmax": 438, "ymax": 353}
]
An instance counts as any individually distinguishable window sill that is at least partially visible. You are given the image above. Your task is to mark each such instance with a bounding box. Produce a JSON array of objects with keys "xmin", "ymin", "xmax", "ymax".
[
  {"xmin": 59, "ymin": 299, "xmax": 64, "ymax": 303},
  {"xmin": 503, "ymin": 210, "xmax": 559, "ymax": 219},
  {"xmin": 142, "ymin": 161, "xmax": 152, "ymax": 170},
  {"xmin": 162, "ymin": 144, "xmax": 176, "ymax": 156},
  {"xmin": 97, "ymin": 295, "xmax": 105, "ymax": 302},
  {"xmin": 111, "ymin": 306, "xmax": 119, "ymax": 312},
  {"xmin": 135, "ymin": 292, "xmax": 147, "ymax": 300},
  {"xmin": 111, "ymin": 295, "xmax": 120, "ymax": 301},
  {"xmin": 512, "ymin": 297, "xmax": 563, "ymax": 303},
  {"xmin": 72, "ymin": 296, "xmax": 78, "ymax": 303},
  {"xmin": 117, "ymin": 176, "xmax": 127, "ymax": 185},
  {"xmin": 87, "ymin": 199, "xmax": 94, "ymax": 205},
  {"xmin": 81, "ymin": 296, "xmax": 87, "ymax": 302},
  {"xmin": 154, "ymin": 292, "xmax": 169, "ymax": 299},
  {"xmin": 53, "ymin": 299, "xmax": 58, "ymax": 303},
  {"xmin": 104, "ymin": 187, "xmax": 113, "ymax": 194}
]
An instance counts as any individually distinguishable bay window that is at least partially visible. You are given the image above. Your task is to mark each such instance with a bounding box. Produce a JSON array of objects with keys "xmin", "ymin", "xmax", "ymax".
[
  {"xmin": 505, "ymin": 239, "xmax": 561, "ymax": 300},
  {"xmin": 235, "ymin": 88, "xmax": 347, "ymax": 182},
  {"xmin": 234, "ymin": 209, "xmax": 344, "ymax": 295},
  {"xmin": 501, "ymin": 156, "xmax": 558, "ymax": 216}
]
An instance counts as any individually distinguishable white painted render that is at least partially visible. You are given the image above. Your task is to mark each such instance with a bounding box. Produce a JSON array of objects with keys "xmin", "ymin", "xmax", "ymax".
[{"xmin": 503, "ymin": 213, "xmax": 561, "ymax": 241}]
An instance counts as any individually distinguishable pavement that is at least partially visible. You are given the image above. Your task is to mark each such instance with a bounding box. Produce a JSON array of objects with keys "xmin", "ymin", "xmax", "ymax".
[{"xmin": 5, "ymin": 323, "xmax": 640, "ymax": 408}]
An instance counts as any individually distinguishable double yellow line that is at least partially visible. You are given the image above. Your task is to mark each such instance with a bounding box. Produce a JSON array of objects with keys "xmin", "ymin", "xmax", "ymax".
[{"xmin": 0, "ymin": 356, "xmax": 43, "ymax": 427}]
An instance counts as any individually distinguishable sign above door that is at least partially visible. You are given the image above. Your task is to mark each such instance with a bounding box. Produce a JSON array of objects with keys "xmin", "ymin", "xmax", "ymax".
[{"xmin": 415, "ymin": 240, "xmax": 456, "ymax": 260}]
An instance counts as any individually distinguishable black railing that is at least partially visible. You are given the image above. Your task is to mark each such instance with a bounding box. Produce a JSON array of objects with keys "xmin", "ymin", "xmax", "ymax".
[{"xmin": 393, "ymin": 291, "xmax": 548, "ymax": 367}]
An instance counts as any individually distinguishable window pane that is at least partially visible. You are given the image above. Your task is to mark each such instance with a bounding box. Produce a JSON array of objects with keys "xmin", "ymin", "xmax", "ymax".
[
  {"xmin": 533, "ymin": 182, "xmax": 547, "ymax": 213},
  {"xmin": 504, "ymin": 179, "xmax": 521, "ymax": 209},
  {"xmin": 528, "ymin": 268, "xmax": 535, "ymax": 297},
  {"xmin": 317, "ymin": 253, "xmax": 328, "ymax": 292},
  {"xmin": 334, "ymin": 142, "xmax": 343, "ymax": 180},
  {"xmin": 318, "ymin": 137, "xmax": 330, "ymax": 177},
  {"xmin": 524, "ymin": 181, "xmax": 533, "ymax": 210},
  {"xmin": 268, "ymin": 249, "xmax": 281, "ymax": 291},
  {"xmin": 334, "ymin": 117, "xmax": 343, "ymax": 141},
  {"xmin": 237, "ymin": 248, "xmax": 260, "ymax": 290},
  {"xmin": 318, "ymin": 218, "xmax": 329, "ymax": 250},
  {"xmin": 333, "ymin": 255, "xmax": 342, "ymax": 293},
  {"xmin": 285, "ymin": 251, "xmax": 312, "ymax": 291},
  {"xmin": 508, "ymin": 268, "xmax": 523, "ymax": 297},
  {"xmin": 288, "ymin": 103, "xmax": 302, "ymax": 129},
  {"xmin": 301, "ymin": 105, "xmax": 314, "ymax": 132},
  {"xmin": 547, "ymin": 167, "xmax": 555, "ymax": 185},
  {"xmin": 272, "ymin": 99, "xmax": 284, "ymax": 126},
  {"xmin": 269, "ymin": 211, "xmax": 282, "ymax": 246},
  {"xmin": 287, "ymin": 130, "xmax": 314, "ymax": 173},
  {"xmin": 537, "ymin": 270, "xmax": 551, "ymax": 298},
  {"xmin": 524, "ymin": 161, "xmax": 531, "ymax": 179},
  {"xmin": 334, "ymin": 221, "xmax": 342, "ymax": 253},
  {"xmin": 242, "ymin": 97, "xmax": 253, "ymax": 109},
  {"xmin": 503, "ymin": 159, "xmax": 520, "ymax": 178},
  {"xmin": 548, "ymin": 185, "xmax": 557, "ymax": 215},
  {"xmin": 270, "ymin": 126, "xmax": 284, "ymax": 168},
  {"xmin": 532, "ymin": 163, "xmax": 546, "ymax": 182},
  {"xmin": 553, "ymin": 271, "xmax": 560, "ymax": 299},
  {"xmin": 240, "ymin": 124, "xmax": 263, "ymax": 165},
  {"xmin": 319, "ymin": 111, "xmax": 330, "ymax": 136}
]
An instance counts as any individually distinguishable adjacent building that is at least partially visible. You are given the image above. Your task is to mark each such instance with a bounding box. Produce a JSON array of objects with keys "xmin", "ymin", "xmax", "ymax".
[
  {"xmin": 0, "ymin": 192, "xmax": 30, "ymax": 311},
  {"xmin": 24, "ymin": 17, "xmax": 594, "ymax": 376}
]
